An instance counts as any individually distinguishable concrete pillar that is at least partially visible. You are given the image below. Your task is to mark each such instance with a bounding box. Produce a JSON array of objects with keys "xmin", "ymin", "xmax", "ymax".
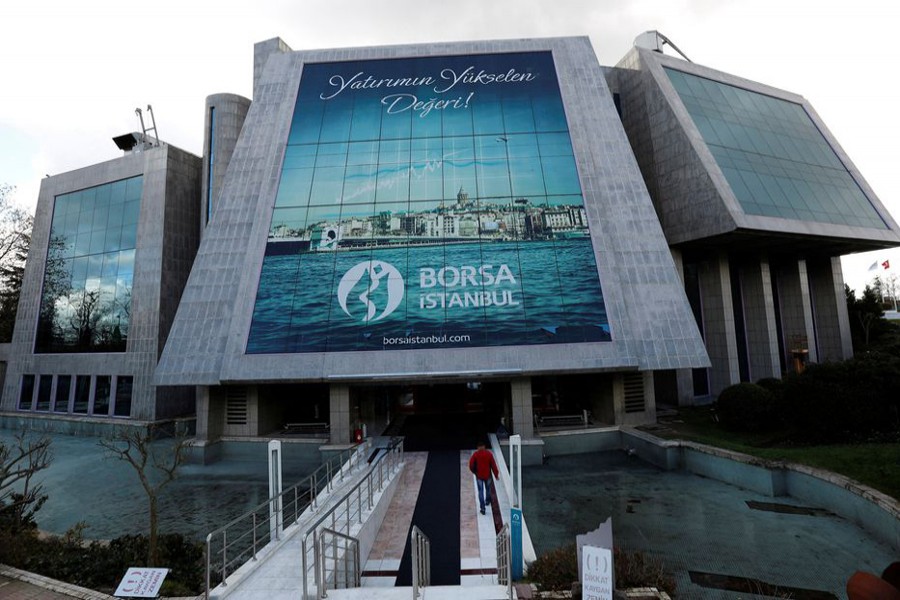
[
  {"xmin": 329, "ymin": 383, "xmax": 351, "ymax": 445},
  {"xmin": 739, "ymin": 258, "xmax": 781, "ymax": 381},
  {"xmin": 699, "ymin": 254, "xmax": 740, "ymax": 396},
  {"xmin": 613, "ymin": 372, "xmax": 657, "ymax": 426},
  {"xmin": 201, "ymin": 94, "xmax": 251, "ymax": 235},
  {"xmin": 509, "ymin": 378, "xmax": 534, "ymax": 439},
  {"xmin": 195, "ymin": 385, "xmax": 210, "ymax": 441},
  {"xmin": 807, "ymin": 257, "xmax": 853, "ymax": 362},
  {"xmin": 774, "ymin": 259, "xmax": 818, "ymax": 369},
  {"xmin": 669, "ymin": 248, "xmax": 698, "ymax": 405}
]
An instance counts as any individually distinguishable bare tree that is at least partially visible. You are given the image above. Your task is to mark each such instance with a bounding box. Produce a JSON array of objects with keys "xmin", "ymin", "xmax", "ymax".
[
  {"xmin": 100, "ymin": 426, "xmax": 189, "ymax": 566},
  {"xmin": 0, "ymin": 433, "xmax": 52, "ymax": 530},
  {"xmin": 884, "ymin": 273, "xmax": 899, "ymax": 312},
  {"xmin": 0, "ymin": 184, "xmax": 34, "ymax": 341}
]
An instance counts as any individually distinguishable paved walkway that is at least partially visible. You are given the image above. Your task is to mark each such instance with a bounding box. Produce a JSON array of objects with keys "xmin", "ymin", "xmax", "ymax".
[{"xmin": 362, "ymin": 451, "xmax": 505, "ymax": 587}]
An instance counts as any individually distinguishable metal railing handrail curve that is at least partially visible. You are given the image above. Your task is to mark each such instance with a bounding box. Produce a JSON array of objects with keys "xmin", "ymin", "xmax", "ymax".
[{"xmin": 205, "ymin": 439, "xmax": 376, "ymax": 597}]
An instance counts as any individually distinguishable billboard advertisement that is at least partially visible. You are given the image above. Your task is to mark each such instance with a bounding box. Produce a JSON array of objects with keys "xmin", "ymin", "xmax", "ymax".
[{"xmin": 247, "ymin": 51, "xmax": 610, "ymax": 353}]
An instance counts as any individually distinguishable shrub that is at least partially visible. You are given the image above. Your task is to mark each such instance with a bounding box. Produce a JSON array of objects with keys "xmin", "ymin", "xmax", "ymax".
[
  {"xmin": 783, "ymin": 352, "xmax": 900, "ymax": 443},
  {"xmin": 526, "ymin": 544, "xmax": 676, "ymax": 596},
  {"xmin": 715, "ymin": 383, "xmax": 776, "ymax": 432},
  {"xmin": 3, "ymin": 527, "xmax": 204, "ymax": 595}
]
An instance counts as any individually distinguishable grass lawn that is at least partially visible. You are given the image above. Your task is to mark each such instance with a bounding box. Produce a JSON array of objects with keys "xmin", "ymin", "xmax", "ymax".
[{"xmin": 648, "ymin": 406, "xmax": 900, "ymax": 502}]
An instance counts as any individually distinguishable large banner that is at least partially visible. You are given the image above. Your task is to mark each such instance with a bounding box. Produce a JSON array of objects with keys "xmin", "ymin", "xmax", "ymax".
[{"xmin": 247, "ymin": 51, "xmax": 611, "ymax": 353}]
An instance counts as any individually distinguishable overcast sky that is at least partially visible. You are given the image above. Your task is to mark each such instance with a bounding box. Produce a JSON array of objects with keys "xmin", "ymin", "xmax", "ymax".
[{"xmin": 1, "ymin": 0, "xmax": 898, "ymax": 294}]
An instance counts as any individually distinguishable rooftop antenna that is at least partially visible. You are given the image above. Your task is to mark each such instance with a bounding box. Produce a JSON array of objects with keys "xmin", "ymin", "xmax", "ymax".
[
  {"xmin": 135, "ymin": 105, "xmax": 160, "ymax": 146},
  {"xmin": 634, "ymin": 31, "xmax": 693, "ymax": 63}
]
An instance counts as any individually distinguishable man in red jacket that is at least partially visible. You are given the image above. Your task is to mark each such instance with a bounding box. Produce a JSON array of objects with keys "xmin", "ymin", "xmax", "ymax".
[{"xmin": 469, "ymin": 439, "xmax": 500, "ymax": 515}]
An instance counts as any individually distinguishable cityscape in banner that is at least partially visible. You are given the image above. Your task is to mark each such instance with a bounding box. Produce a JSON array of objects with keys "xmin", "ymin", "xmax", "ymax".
[{"xmin": 247, "ymin": 51, "xmax": 611, "ymax": 353}]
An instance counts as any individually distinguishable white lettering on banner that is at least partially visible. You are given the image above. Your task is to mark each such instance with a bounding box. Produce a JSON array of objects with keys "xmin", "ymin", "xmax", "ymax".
[
  {"xmin": 435, "ymin": 66, "xmax": 537, "ymax": 93},
  {"xmin": 318, "ymin": 64, "xmax": 539, "ymax": 117},
  {"xmin": 381, "ymin": 92, "xmax": 475, "ymax": 118},
  {"xmin": 417, "ymin": 264, "xmax": 519, "ymax": 311},
  {"xmin": 320, "ymin": 72, "xmax": 437, "ymax": 100},
  {"xmin": 419, "ymin": 264, "xmax": 516, "ymax": 288}
]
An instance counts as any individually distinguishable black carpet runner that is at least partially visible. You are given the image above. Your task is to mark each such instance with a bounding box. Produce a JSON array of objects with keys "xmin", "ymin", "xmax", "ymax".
[{"xmin": 394, "ymin": 450, "xmax": 462, "ymax": 586}]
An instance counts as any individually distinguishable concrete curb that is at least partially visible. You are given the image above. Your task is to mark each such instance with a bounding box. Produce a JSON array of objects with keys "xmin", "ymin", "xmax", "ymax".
[{"xmin": 0, "ymin": 563, "xmax": 117, "ymax": 600}]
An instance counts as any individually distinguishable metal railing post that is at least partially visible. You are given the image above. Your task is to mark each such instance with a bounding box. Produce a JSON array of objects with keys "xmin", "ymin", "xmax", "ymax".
[
  {"xmin": 252, "ymin": 513, "xmax": 257, "ymax": 559},
  {"xmin": 205, "ymin": 534, "xmax": 211, "ymax": 599},
  {"xmin": 221, "ymin": 529, "xmax": 228, "ymax": 587}
]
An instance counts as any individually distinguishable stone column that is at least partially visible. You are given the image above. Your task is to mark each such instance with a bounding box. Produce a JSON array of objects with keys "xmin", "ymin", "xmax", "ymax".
[
  {"xmin": 807, "ymin": 256, "xmax": 853, "ymax": 362},
  {"xmin": 329, "ymin": 383, "xmax": 351, "ymax": 445},
  {"xmin": 699, "ymin": 254, "xmax": 740, "ymax": 396},
  {"xmin": 670, "ymin": 248, "xmax": 698, "ymax": 404},
  {"xmin": 739, "ymin": 258, "xmax": 781, "ymax": 380},
  {"xmin": 509, "ymin": 378, "xmax": 534, "ymax": 439},
  {"xmin": 774, "ymin": 259, "xmax": 818, "ymax": 369}
]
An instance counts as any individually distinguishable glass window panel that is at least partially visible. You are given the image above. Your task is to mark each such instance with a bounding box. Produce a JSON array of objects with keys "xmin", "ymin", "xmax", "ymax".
[
  {"xmin": 502, "ymin": 96, "xmax": 536, "ymax": 134},
  {"xmin": 73, "ymin": 376, "xmax": 90, "ymax": 413},
  {"xmin": 532, "ymin": 95, "xmax": 568, "ymax": 132},
  {"xmin": 409, "ymin": 161, "xmax": 444, "ymax": 201},
  {"xmin": 315, "ymin": 142, "xmax": 348, "ymax": 168},
  {"xmin": 114, "ymin": 376, "xmax": 133, "ymax": 417},
  {"xmin": 380, "ymin": 104, "xmax": 412, "ymax": 140},
  {"xmin": 319, "ymin": 97, "xmax": 353, "ymax": 143},
  {"xmin": 288, "ymin": 99, "xmax": 324, "ymax": 145},
  {"xmin": 53, "ymin": 375, "xmax": 71, "ymax": 412},
  {"xmin": 283, "ymin": 144, "xmax": 317, "ymax": 169},
  {"xmin": 347, "ymin": 141, "xmax": 380, "ymax": 166},
  {"xmin": 19, "ymin": 375, "xmax": 35, "ymax": 410},
  {"xmin": 93, "ymin": 376, "xmax": 111, "ymax": 416},
  {"xmin": 275, "ymin": 168, "xmax": 315, "ymax": 208},
  {"xmin": 472, "ymin": 92, "xmax": 504, "ymax": 135},
  {"xmin": 342, "ymin": 164, "xmax": 378, "ymax": 204},
  {"xmin": 509, "ymin": 157, "xmax": 545, "ymax": 198},
  {"xmin": 542, "ymin": 156, "xmax": 582, "ymax": 196},
  {"xmin": 36, "ymin": 375, "xmax": 53, "ymax": 411},
  {"xmin": 443, "ymin": 159, "xmax": 476, "ymax": 200},
  {"xmin": 349, "ymin": 100, "xmax": 383, "ymax": 141},
  {"xmin": 309, "ymin": 166, "xmax": 346, "ymax": 205},
  {"xmin": 665, "ymin": 67, "xmax": 886, "ymax": 228}
]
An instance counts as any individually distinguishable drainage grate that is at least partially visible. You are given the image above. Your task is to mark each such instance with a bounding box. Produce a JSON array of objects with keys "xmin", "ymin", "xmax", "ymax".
[
  {"xmin": 689, "ymin": 571, "xmax": 838, "ymax": 599},
  {"xmin": 746, "ymin": 500, "xmax": 834, "ymax": 516}
]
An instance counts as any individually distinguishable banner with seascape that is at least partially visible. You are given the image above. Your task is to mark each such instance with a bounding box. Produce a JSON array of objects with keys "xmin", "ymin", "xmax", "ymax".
[{"xmin": 247, "ymin": 50, "xmax": 611, "ymax": 353}]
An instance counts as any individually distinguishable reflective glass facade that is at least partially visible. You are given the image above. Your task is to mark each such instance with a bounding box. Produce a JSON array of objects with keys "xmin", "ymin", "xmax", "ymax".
[
  {"xmin": 247, "ymin": 51, "xmax": 610, "ymax": 353},
  {"xmin": 665, "ymin": 68, "xmax": 887, "ymax": 229},
  {"xmin": 35, "ymin": 176, "xmax": 142, "ymax": 353}
]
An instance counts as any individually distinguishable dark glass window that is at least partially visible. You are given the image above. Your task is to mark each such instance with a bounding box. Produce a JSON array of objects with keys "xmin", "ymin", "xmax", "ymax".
[
  {"xmin": 114, "ymin": 376, "xmax": 133, "ymax": 417},
  {"xmin": 35, "ymin": 176, "xmax": 142, "ymax": 353},
  {"xmin": 73, "ymin": 375, "xmax": 91, "ymax": 413},
  {"xmin": 18, "ymin": 375, "xmax": 35, "ymax": 410},
  {"xmin": 93, "ymin": 376, "xmax": 111, "ymax": 416},
  {"xmin": 207, "ymin": 106, "xmax": 216, "ymax": 223},
  {"xmin": 54, "ymin": 375, "xmax": 72, "ymax": 412},
  {"xmin": 664, "ymin": 68, "xmax": 887, "ymax": 229},
  {"xmin": 36, "ymin": 375, "xmax": 53, "ymax": 411}
]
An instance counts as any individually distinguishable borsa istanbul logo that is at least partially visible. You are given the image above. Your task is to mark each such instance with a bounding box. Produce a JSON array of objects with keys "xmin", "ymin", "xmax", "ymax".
[{"xmin": 337, "ymin": 260, "xmax": 520, "ymax": 323}]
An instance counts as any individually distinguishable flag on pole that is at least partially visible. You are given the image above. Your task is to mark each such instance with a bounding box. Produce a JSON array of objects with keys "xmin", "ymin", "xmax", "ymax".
[
  {"xmin": 883, "ymin": 260, "xmax": 891, "ymax": 270},
  {"xmin": 868, "ymin": 261, "xmax": 879, "ymax": 271}
]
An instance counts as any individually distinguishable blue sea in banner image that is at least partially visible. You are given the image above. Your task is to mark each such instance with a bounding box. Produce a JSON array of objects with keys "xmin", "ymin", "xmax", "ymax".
[{"xmin": 247, "ymin": 237, "xmax": 610, "ymax": 353}]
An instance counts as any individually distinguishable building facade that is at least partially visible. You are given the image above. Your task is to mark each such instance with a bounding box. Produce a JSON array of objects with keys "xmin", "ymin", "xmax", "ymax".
[{"xmin": 2, "ymin": 34, "xmax": 897, "ymax": 454}]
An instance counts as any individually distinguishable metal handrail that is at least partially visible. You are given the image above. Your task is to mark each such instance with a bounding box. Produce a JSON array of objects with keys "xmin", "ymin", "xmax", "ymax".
[
  {"xmin": 301, "ymin": 437, "xmax": 405, "ymax": 599},
  {"xmin": 410, "ymin": 525, "xmax": 430, "ymax": 598},
  {"xmin": 204, "ymin": 439, "xmax": 373, "ymax": 597},
  {"xmin": 496, "ymin": 524, "xmax": 512, "ymax": 599},
  {"xmin": 317, "ymin": 528, "xmax": 360, "ymax": 598}
]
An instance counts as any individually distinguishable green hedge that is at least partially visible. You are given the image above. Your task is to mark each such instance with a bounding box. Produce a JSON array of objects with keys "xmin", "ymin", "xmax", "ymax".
[{"xmin": 715, "ymin": 383, "xmax": 777, "ymax": 432}]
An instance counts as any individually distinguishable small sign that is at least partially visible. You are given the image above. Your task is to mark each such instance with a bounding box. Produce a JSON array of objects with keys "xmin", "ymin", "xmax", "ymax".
[
  {"xmin": 114, "ymin": 567, "xmax": 168, "ymax": 598},
  {"xmin": 510, "ymin": 507, "xmax": 523, "ymax": 580},
  {"xmin": 582, "ymin": 545, "xmax": 613, "ymax": 600}
]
